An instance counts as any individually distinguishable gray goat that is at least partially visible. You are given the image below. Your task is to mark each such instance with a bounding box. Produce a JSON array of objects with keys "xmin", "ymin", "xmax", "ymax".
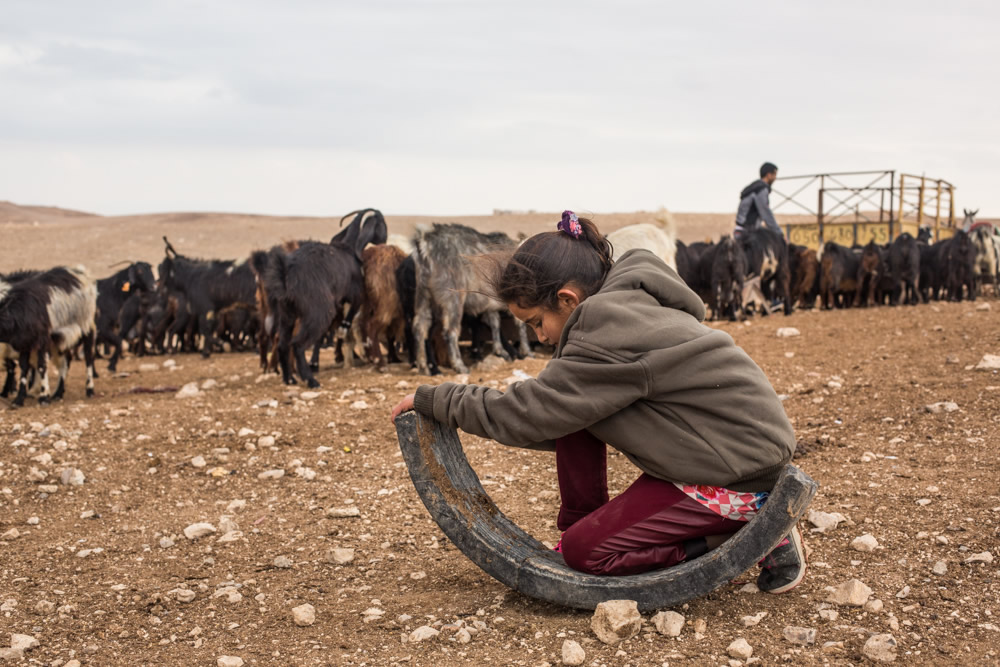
[{"xmin": 412, "ymin": 223, "xmax": 531, "ymax": 375}]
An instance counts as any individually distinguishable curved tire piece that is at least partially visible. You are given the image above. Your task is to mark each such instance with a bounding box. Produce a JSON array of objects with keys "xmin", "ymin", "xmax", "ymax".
[{"xmin": 395, "ymin": 411, "xmax": 818, "ymax": 611}]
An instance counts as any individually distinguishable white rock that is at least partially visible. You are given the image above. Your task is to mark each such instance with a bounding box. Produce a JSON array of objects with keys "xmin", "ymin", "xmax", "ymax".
[
  {"xmin": 776, "ymin": 327, "xmax": 801, "ymax": 338},
  {"xmin": 217, "ymin": 531, "xmax": 243, "ymax": 544},
  {"xmin": 741, "ymin": 611, "xmax": 767, "ymax": 627},
  {"xmin": 226, "ymin": 499, "xmax": 246, "ymax": 512},
  {"xmin": 807, "ymin": 509, "xmax": 846, "ymax": 532},
  {"xmin": 652, "ymin": 610, "xmax": 685, "ymax": 636},
  {"xmin": 727, "ymin": 638, "xmax": 753, "ymax": 659},
  {"xmin": 327, "ymin": 506, "xmax": 360, "ymax": 518},
  {"xmin": 60, "ymin": 468, "xmax": 85, "ymax": 486},
  {"xmin": 300, "ymin": 391, "xmax": 321, "ymax": 400},
  {"xmin": 350, "ymin": 400, "xmax": 369, "ymax": 410},
  {"xmin": 977, "ymin": 302, "xmax": 992, "ymax": 311},
  {"xmin": 931, "ymin": 560, "xmax": 948, "ymax": 575},
  {"xmin": 916, "ymin": 498, "xmax": 932, "ymax": 506},
  {"xmin": 257, "ymin": 469, "xmax": 285, "ymax": 480},
  {"xmin": 169, "ymin": 588, "xmax": 196, "ymax": 603},
  {"xmin": 237, "ymin": 428, "xmax": 255, "ymax": 437},
  {"xmin": 864, "ymin": 599, "xmax": 884, "ymax": 613},
  {"xmin": 924, "ymin": 401, "xmax": 959, "ymax": 414},
  {"xmin": 183, "ymin": 522, "xmax": 216, "ymax": 540},
  {"xmin": 10, "ymin": 634, "xmax": 39, "ymax": 651},
  {"xmin": 213, "ymin": 587, "xmax": 242, "ymax": 603},
  {"xmin": 863, "ymin": 633, "xmax": 898, "ymax": 663},
  {"xmin": 826, "ymin": 579, "xmax": 873, "ymax": 606},
  {"xmin": 273, "ymin": 555, "xmax": 293, "ymax": 569},
  {"xmin": 561, "ymin": 639, "xmax": 586, "ymax": 665},
  {"xmin": 75, "ymin": 548, "xmax": 103, "ymax": 558},
  {"xmin": 217, "ymin": 657, "xmax": 244, "ymax": 667},
  {"xmin": 408, "ymin": 625, "xmax": 439, "ymax": 642},
  {"xmin": 327, "ymin": 548, "xmax": 355, "ymax": 565},
  {"xmin": 362, "ymin": 607, "xmax": 385, "ymax": 623},
  {"xmin": 218, "ymin": 515, "xmax": 239, "ymax": 533},
  {"xmin": 851, "ymin": 534, "xmax": 879, "ymax": 552},
  {"xmin": 138, "ymin": 363, "xmax": 160, "ymax": 372},
  {"xmin": 175, "ymin": 382, "xmax": 201, "ymax": 399},
  {"xmin": 190, "ymin": 455, "xmax": 207, "ymax": 468},
  {"xmin": 782, "ymin": 626, "xmax": 817, "ymax": 645},
  {"xmin": 159, "ymin": 537, "xmax": 175, "ymax": 549},
  {"xmin": 257, "ymin": 435, "xmax": 276, "ymax": 448},
  {"xmin": 591, "ymin": 600, "xmax": 642, "ymax": 645},
  {"xmin": 975, "ymin": 354, "xmax": 1000, "ymax": 371},
  {"xmin": 294, "ymin": 466, "xmax": 317, "ymax": 481},
  {"xmin": 0, "ymin": 528, "xmax": 17, "ymax": 540},
  {"xmin": 292, "ymin": 603, "xmax": 316, "ymax": 626},
  {"xmin": 819, "ymin": 609, "xmax": 839, "ymax": 622},
  {"xmin": 965, "ymin": 551, "xmax": 994, "ymax": 564}
]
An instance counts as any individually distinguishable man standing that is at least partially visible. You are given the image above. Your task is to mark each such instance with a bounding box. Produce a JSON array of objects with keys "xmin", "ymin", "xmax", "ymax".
[{"xmin": 735, "ymin": 162, "xmax": 782, "ymax": 237}]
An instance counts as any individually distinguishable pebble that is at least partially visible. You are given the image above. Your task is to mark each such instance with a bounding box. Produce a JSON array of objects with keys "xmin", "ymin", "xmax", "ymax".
[
  {"xmin": 916, "ymin": 498, "xmax": 932, "ymax": 506},
  {"xmin": 327, "ymin": 548, "xmax": 355, "ymax": 564},
  {"xmin": 273, "ymin": 555, "xmax": 293, "ymax": 569},
  {"xmin": 10, "ymin": 634, "xmax": 39, "ymax": 651},
  {"xmin": 169, "ymin": 588, "xmax": 196, "ymax": 603},
  {"xmin": 201, "ymin": 378, "xmax": 218, "ymax": 390},
  {"xmin": 300, "ymin": 391, "xmax": 321, "ymax": 400},
  {"xmin": 776, "ymin": 327, "xmax": 801, "ymax": 338},
  {"xmin": 923, "ymin": 401, "xmax": 959, "ymax": 414},
  {"xmin": 183, "ymin": 522, "xmax": 217, "ymax": 540},
  {"xmin": 826, "ymin": 578, "xmax": 873, "ymax": 606},
  {"xmin": 727, "ymin": 638, "xmax": 753, "ymax": 659},
  {"xmin": 741, "ymin": 611, "xmax": 767, "ymax": 627},
  {"xmin": 863, "ymin": 633, "xmax": 898, "ymax": 663},
  {"xmin": 190, "ymin": 455, "xmax": 207, "ymax": 468},
  {"xmin": 60, "ymin": 468, "xmax": 85, "ymax": 486},
  {"xmin": 0, "ymin": 649, "xmax": 24, "ymax": 661},
  {"xmin": 34, "ymin": 600, "xmax": 55, "ymax": 614},
  {"xmin": 292, "ymin": 603, "xmax": 316, "ymax": 626},
  {"xmin": 214, "ymin": 587, "xmax": 243, "ymax": 603},
  {"xmin": 818, "ymin": 609, "xmax": 839, "ymax": 622},
  {"xmin": 26, "ymin": 517, "xmax": 39, "ymax": 525},
  {"xmin": 975, "ymin": 354, "xmax": 1000, "ymax": 371},
  {"xmin": 257, "ymin": 435, "xmax": 276, "ymax": 448},
  {"xmin": 560, "ymin": 639, "xmax": 585, "ymax": 665},
  {"xmin": 965, "ymin": 551, "xmax": 993, "ymax": 564},
  {"xmin": 80, "ymin": 510, "xmax": 95, "ymax": 519},
  {"xmin": 350, "ymin": 400, "xmax": 370, "ymax": 410},
  {"xmin": 976, "ymin": 302, "xmax": 991, "ymax": 311},
  {"xmin": 782, "ymin": 626, "xmax": 817, "ymax": 645},
  {"xmin": 864, "ymin": 599, "xmax": 884, "ymax": 613},
  {"xmin": 138, "ymin": 363, "xmax": 160, "ymax": 372},
  {"xmin": 257, "ymin": 469, "xmax": 285, "ymax": 480},
  {"xmin": 408, "ymin": 625, "xmax": 439, "ymax": 642},
  {"xmin": 591, "ymin": 600, "xmax": 642, "ymax": 644},
  {"xmin": 807, "ymin": 510, "xmax": 846, "ymax": 533},
  {"xmin": 175, "ymin": 382, "xmax": 201, "ymax": 399},
  {"xmin": 652, "ymin": 610, "xmax": 684, "ymax": 637},
  {"xmin": 327, "ymin": 507, "xmax": 361, "ymax": 518},
  {"xmin": 362, "ymin": 607, "xmax": 385, "ymax": 623},
  {"xmin": 217, "ymin": 657, "xmax": 244, "ymax": 667},
  {"xmin": 932, "ymin": 560, "xmax": 948, "ymax": 575},
  {"xmin": 159, "ymin": 537, "xmax": 175, "ymax": 549},
  {"xmin": 851, "ymin": 534, "xmax": 879, "ymax": 552}
]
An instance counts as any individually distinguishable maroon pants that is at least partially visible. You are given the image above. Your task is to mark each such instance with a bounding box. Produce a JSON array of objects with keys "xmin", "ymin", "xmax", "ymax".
[{"xmin": 556, "ymin": 430, "xmax": 747, "ymax": 576}]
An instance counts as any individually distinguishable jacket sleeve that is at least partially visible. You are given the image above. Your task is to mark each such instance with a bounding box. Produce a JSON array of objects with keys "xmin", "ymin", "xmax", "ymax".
[
  {"xmin": 735, "ymin": 194, "xmax": 752, "ymax": 225},
  {"xmin": 412, "ymin": 349, "xmax": 651, "ymax": 450},
  {"xmin": 754, "ymin": 189, "xmax": 781, "ymax": 233}
]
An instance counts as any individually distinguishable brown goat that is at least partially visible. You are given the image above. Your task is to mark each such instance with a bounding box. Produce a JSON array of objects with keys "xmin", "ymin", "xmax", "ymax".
[
  {"xmin": 792, "ymin": 247, "xmax": 819, "ymax": 308},
  {"xmin": 361, "ymin": 244, "xmax": 408, "ymax": 368}
]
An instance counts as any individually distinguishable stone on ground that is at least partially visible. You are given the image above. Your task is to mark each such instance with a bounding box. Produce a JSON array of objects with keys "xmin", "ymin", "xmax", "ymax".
[
  {"xmin": 727, "ymin": 638, "xmax": 753, "ymax": 659},
  {"xmin": 782, "ymin": 626, "xmax": 817, "ymax": 645},
  {"xmin": 561, "ymin": 639, "xmax": 586, "ymax": 665},
  {"xmin": 183, "ymin": 522, "xmax": 216, "ymax": 540},
  {"xmin": 291, "ymin": 603, "xmax": 316, "ymax": 626},
  {"xmin": 10, "ymin": 634, "xmax": 39, "ymax": 651},
  {"xmin": 652, "ymin": 610, "xmax": 685, "ymax": 637},
  {"xmin": 863, "ymin": 634, "xmax": 898, "ymax": 663},
  {"xmin": 591, "ymin": 600, "xmax": 642, "ymax": 644},
  {"xmin": 826, "ymin": 578, "xmax": 873, "ymax": 606},
  {"xmin": 408, "ymin": 626, "xmax": 439, "ymax": 642},
  {"xmin": 217, "ymin": 657, "xmax": 244, "ymax": 667},
  {"xmin": 851, "ymin": 534, "xmax": 879, "ymax": 552}
]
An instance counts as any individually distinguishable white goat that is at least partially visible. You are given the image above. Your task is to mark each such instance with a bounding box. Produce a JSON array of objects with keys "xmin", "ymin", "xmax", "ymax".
[{"xmin": 607, "ymin": 208, "xmax": 677, "ymax": 270}]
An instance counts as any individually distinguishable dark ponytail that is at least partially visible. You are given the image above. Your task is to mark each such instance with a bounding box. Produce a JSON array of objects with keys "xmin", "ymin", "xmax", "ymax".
[{"xmin": 489, "ymin": 214, "xmax": 613, "ymax": 310}]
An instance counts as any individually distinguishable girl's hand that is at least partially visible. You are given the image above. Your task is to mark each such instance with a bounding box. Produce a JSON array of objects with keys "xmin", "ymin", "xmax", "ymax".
[{"xmin": 390, "ymin": 394, "xmax": 415, "ymax": 426}]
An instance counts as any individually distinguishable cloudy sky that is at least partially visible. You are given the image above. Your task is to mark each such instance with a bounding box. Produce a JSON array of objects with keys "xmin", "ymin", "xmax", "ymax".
[{"xmin": 1, "ymin": 1, "xmax": 997, "ymax": 217}]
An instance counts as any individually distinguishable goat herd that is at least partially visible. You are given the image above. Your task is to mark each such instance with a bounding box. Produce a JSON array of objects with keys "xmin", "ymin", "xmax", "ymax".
[{"xmin": 1, "ymin": 208, "xmax": 997, "ymax": 408}]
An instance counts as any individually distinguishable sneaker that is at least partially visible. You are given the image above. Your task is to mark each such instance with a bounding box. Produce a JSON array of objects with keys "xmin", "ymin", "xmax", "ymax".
[{"xmin": 757, "ymin": 524, "xmax": 806, "ymax": 594}]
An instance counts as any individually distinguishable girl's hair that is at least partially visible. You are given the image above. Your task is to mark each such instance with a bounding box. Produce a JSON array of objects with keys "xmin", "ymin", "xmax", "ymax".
[{"xmin": 490, "ymin": 214, "xmax": 614, "ymax": 310}]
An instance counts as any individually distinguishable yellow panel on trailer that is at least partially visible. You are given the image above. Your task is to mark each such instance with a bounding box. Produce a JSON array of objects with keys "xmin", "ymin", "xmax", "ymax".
[{"xmin": 785, "ymin": 222, "xmax": 955, "ymax": 250}]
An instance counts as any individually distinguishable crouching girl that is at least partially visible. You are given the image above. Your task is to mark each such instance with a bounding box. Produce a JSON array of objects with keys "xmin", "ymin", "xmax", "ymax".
[{"xmin": 391, "ymin": 212, "xmax": 804, "ymax": 593}]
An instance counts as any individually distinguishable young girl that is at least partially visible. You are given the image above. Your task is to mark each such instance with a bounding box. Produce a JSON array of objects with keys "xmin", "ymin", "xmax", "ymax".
[{"xmin": 390, "ymin": 211, "xmax": 804, "ymax": 593}]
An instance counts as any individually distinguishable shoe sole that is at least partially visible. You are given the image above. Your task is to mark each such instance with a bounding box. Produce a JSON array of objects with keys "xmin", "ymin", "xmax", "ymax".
[{"xmin": 765, "ymin": 524, "xmax": 807, "ymax": 594}]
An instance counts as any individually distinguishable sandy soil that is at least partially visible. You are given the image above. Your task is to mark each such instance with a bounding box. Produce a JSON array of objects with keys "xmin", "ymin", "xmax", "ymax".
[{"xmin": 1, "ymin": 203, "xmax": 999, "ymax": 666}]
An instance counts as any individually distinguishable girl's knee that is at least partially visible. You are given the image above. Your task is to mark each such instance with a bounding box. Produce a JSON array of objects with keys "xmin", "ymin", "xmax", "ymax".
[{"xmin": 560, "ymin": 528, "xmax": 604, "ymax": 575}]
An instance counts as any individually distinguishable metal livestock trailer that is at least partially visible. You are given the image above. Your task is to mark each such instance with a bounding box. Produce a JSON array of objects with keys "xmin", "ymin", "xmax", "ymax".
[{"xmin": 771, "ymin": 169, "xmax": 958, "ymax": 250}]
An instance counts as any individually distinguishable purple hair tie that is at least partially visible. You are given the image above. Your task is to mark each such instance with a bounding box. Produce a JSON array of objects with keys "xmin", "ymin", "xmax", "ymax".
[{"xmin": 558, "ymin": 210, "xmax": 583, "ymax": 238}]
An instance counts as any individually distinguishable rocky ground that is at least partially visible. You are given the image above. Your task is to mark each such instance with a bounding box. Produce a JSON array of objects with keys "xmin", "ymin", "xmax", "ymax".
[{"xmin": 1, "ymin": 300, "xmax": 999, "ymax": 666}]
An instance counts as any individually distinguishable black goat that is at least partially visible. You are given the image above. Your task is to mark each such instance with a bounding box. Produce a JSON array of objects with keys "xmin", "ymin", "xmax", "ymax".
[
  {"xmin": 740, "ymin": 228, "xmax": 792, "ymax": 314},
  {"xmin": 887, "ymin": 233, "xmax": 920, "ymax": 305},
  {"xmin": 158, "ymin": 239, "xmax": 257, "ymax": 357},
  {"xmin": 0, "ymin": 266, "xmax": 97, "ymax": 406},
  {"xmin": 266, "ymin": 210, "xmax": 386, "ymax": 387},
  {"xmin": 95, "ymin": 262, "xmax": 156, "ymax": 371}
]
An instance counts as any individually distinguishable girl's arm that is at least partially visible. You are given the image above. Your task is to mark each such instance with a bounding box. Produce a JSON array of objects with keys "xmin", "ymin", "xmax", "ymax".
[{"xmin": 410, "ymin": 354, "xmax": 651, "ymax": 448}]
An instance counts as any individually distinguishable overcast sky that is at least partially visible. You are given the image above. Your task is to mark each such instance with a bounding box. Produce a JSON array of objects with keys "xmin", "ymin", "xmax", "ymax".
[{"xmin": 1, "ymin": 1, "xmax": 997, "ymax": 217}]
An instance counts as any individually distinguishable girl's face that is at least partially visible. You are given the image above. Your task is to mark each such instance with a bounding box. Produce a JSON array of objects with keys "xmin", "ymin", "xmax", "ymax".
[{"xmin": 508, "ymin": 287, "xmax": 582, "ymax": 346}]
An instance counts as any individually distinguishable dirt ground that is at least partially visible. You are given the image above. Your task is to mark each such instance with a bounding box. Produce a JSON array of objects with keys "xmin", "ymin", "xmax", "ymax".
[{"xmin": 1, "ymin": 205, "xmax": 1000, "ymax": 666}]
